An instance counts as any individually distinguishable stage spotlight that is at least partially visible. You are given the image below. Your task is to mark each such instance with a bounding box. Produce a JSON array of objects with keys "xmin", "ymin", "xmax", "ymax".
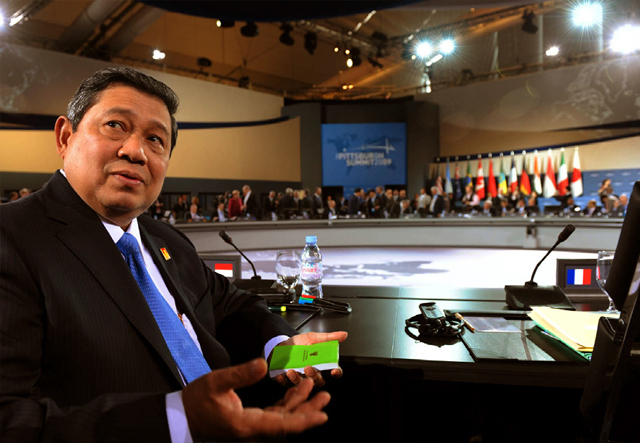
[
  {"xmin": 416, "ymin": 41, "xmax": 432, "ymax": 58},
  {"xmin": 572, "ymin": 2, "xmax": 602, "ymax": 28},
  {"xmin": 279, "ymin": 23, "xmax": 294, "ymax": 46},
  {"xmin": 521, "ymin": 11, "xmax": 538, "ymax": 34},
  {"xmin": 611, "ymin": 24, "xmax": 640, "ymax": 54},
  {"xmin": 240, "ymin": 22, "xmax": 258, "ymax": 37},
  {"xmin": 347, "ymin": 47, "xmax": 361, "ymax": 67},
  {"xmin": 440, "ymin": 39, "xmax": 455, "ymax": 55},
  {"xmin": 545, "ymin": 46, "xmax": 559, "ymax": 56},
  {"xmin": 304, "ymin": 31, "xmax": 317, "ymax": 54},
  {"xmin": 152, "ymin": 49, "xmax": 165, "ymax": 60},
  {"xmin": 216, "ymin": 19, "xmax": 234, "ymax": 28}
]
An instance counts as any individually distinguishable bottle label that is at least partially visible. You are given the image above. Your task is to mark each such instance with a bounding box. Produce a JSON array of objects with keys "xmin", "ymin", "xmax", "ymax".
[{"xmin": 301, "ymin": 262, "xmax": 322, "ymax": 280}]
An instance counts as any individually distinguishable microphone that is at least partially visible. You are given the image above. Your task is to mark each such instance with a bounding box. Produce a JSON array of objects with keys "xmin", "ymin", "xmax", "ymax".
[
  {"xmin": 525, "ymin": 224, "xmax": 575, "ymax": 288},
  {"xmin": 505, "ymin": 224, "xmax": 577, "ymax": 310},
  {"xmin": 218, "ymin": 230, "xmax": 261, "ymax": 280}
]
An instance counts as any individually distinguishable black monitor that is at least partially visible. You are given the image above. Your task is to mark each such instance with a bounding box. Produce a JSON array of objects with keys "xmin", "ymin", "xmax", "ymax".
[{"xmin": 604, "ymin": 180, "xmax": 640, "ymax": 312}]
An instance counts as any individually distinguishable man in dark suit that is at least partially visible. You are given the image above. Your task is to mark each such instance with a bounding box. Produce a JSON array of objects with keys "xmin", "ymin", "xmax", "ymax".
[
  {"xmin": 311, "ymin": 187, "xmax": 324, "ymax": 219},
  {"xmin": 0, "ymin": 67, "xmax": 345, "ymax": 442},
  {"xmin": 241, "ymin": 184, "xmax": 261, "ymax": 219},
  {"xmin": 347, "ymin": 187, "xmax": 363, "ymax": 216},
  {"xmin": 428, "ymin": 186, "xmax": 446, "ymax": 217},
  {"xmin": 262, "ymin": 190, "xmax": 277, "ymax": 219}
]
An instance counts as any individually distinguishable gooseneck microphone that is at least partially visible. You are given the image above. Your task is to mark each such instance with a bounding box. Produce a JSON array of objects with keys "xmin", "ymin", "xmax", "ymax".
[
  {"xmin": 505, "ymin": 224, "xmax": 577, "ymax": 310},
  {"xmin": 525, "ymin": 224, "xmax": 576, "ymax": 288},
  {"xmin": 218, "ymin": 230, "xmax": 261, "ymax": 280}
]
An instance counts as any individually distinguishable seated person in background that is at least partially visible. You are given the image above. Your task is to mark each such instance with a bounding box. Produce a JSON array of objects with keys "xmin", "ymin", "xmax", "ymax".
[
  {"xmin": 278, "ymin": 187, "xmax": 297, "ymax": 218},
  {"xmin": 185, "ymin": 203, "xmax": 206, "ymax": 222},
  {"xmin": 228, "ymin": 189, "xmax": 243, "ymax": 219},
  {"xmin": 149, "ymin": 198, "xmax": 164, "ymax": 220},
  {"xmin": 481, "ymin": 200, "xmax": 494, "ymax": 216},
  {"xmin": 213, "ymin": 202, "xmax": 228, "ymax": 222},
  {"xmin": 323, "ymin": 198, "xmax": 339, "ymax": 219},
  {"xmin": 507, "ymin": 189, "xmax": 522, "ymax": 209},
  {"xmin": 461, "ymin": 184, "xmax": 480, "ymax": 212},
  {"xmin": 417, "ymin": 188, "xmax": 432, "ymax": 217},
  {"xmin": 611, "ymin": 194, "xmax": 628, "ymax": 217},
  {"xmin": 399, "ymin": 199, "xmax": 414, "ymax": 218},
  {"xmin": 583, "ymin": 199, "xmax": 601, "ymax": 217},
  {"xmin": 558, "ymin": 195, "xmax": 580, "ymax": 215},
  {"xmin": 498, "ymin": 199, "xmax": 512, "ymax": 216},
  {"xmin": 514, "ymin": 198, "xmax": 528, "ymax": 216}
]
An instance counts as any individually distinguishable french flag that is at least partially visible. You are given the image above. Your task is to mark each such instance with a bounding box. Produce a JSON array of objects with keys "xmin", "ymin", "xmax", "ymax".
[
  {"xmin": 214, "ymin": 263, "xmax": 234, "ymax": 278},
  {"xmin": 567, "ymin": 268, "xmax": 592, "ymax": 285}
]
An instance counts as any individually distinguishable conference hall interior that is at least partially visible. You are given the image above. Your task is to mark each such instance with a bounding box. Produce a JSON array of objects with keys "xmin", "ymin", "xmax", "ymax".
[{"xmin": 2, "ymin": 0, "xmax": 640, "ymax": 441}]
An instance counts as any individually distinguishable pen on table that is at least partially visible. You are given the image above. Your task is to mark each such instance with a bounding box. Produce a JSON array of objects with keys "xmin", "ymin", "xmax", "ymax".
[
  {"xmin": 455, "ymin": 313, "xmax": 475, "ymax": 333},
  {"xmin": 269, "ymin": 305, "xmax": 287, "ymax": 313}
]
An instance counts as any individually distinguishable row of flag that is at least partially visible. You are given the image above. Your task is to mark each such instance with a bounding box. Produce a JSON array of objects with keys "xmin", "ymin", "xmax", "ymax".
[{"xmin": 440, "ymin": 149, "xmax": 583, "ymax": 200}]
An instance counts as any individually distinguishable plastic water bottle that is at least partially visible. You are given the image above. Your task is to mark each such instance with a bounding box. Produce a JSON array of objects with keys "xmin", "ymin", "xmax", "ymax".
[{"xmin": 300, "ymin": 235, "xmax": 323, "ymax": 301}]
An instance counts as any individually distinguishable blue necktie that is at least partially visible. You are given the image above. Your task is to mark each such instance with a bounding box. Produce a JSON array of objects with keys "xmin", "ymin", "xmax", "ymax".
[{"xmin": 117, "ymin": 233, "xmax": 210, "ymax": 383}]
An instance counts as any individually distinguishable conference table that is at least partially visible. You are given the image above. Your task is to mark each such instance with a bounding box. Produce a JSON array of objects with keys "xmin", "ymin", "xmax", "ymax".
[{"xmin": 259, "ymin": 284, "xmax": 595, "ymax": 442}]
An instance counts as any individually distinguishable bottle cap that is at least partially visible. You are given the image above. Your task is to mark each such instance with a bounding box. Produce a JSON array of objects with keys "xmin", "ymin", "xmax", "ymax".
[{"xmin": 305, "ymin": 235, "xmax": 317, "ymax": 244}]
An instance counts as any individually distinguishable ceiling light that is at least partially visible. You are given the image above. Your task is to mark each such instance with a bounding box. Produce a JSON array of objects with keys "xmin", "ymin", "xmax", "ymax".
[
  {"xmin": 425, "ymin": 54, "xmax": 443, "ymax": 66},
  {"xmin": 546, "ymin": 46, "xmax": 560, "ymax": 56},
  {"xmin": 240, "ymin": 22, "xmax": 258, "ymax": 37},
  {"xmin": 611, "ymin": 25, "xmax": 640, "ymax": 54},
  {"xmin": 346, "ymin": 58, "xmax": 353, "ymax": 68},
  {"xmin": 521, "ymin": 11, "xmax": 538, "ymax": 34},
  {"xmin": 152, "ymin": 49, "xmax": 165, "ymax": 60},
  {"xmin": 216, "ymin": 19, "xmax": 234, "ymax": 28},
  {"xmin": 279, "ymin": 23, "xmax": 294, "ymax": 46},
  {"xmin": 345, "ymin": 48, "xmax": 351, "ymax": 55},
  {"xmin": 571, "ymin": 3, "xmax": 603, "ymax": 28},
  {"xmin": 440, "ymin": 39, "xmax": 455, "ymax": 55},
  {"xmin": 416, "ymin": 41, "xmax": 432, "ymax": 58},
  {"xmin": 304, "ymin": 32, "xmax": 317, "ymax": 54},
  {"xmin": 342, "ymin": 84, "xmax": 348, "ymax": 90},
  {"xmin": 333, "ymin": 43, "xmax": 340, "ymax": 53}
]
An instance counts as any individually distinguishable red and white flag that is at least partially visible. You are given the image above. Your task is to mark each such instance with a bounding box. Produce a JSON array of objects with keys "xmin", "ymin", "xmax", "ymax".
[
  {"xmin": 532, "ymin": 150, "xmax": 542, "ymax": 195},
  {"xmin": 509, "ymin": 152, "xmax": 518, "ymax": 193},
  {"xmin": 475, "ymin": 158, "xmax": 485, "ymax": 199},
  {"xmin": 571, "ymin": 148, "xmax": 584, "ymax": 197},
  {"xmin": 543, "ymin": 149, "xmax": 557, "ymax": 198}
]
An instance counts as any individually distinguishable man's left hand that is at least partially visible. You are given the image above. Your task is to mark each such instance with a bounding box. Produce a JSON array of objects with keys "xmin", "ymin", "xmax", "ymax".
[{"xmin": 272, "ymin": 331, "xmax": 347, "ymax": 388}]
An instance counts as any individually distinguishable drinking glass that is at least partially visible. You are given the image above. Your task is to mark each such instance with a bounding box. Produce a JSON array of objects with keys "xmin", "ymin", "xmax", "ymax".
[
  {"xmin": 596, "ymin": 250, "xmax": 618, "ymax": 313},
  {"xmin": 275, "ymin": 250, "xmax": 301, "ymax": 294}
]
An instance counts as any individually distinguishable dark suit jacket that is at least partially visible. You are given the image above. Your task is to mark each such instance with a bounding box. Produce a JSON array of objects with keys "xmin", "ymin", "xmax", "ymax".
[
  {"xmin": 0, "ymin": 172, "xmax": 297, "ymax": 442},
  {"xmin": 429, "ymin": 194, "xmax": 446, "ymax": 217},
  {"xmin": 243, "ymin": 192, "xmax": 260, "ymax": 218}
]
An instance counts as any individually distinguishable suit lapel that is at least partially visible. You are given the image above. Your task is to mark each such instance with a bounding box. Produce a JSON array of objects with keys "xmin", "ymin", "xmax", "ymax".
[{"xmin": 44, "ymin": 173, "xmax": 184, "ymax": 385}]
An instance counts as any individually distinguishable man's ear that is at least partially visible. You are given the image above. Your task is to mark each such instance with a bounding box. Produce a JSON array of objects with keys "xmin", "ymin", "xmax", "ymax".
[{"xmin": 55, "ymin": 116, "xmax": 73, "ymax": 159}]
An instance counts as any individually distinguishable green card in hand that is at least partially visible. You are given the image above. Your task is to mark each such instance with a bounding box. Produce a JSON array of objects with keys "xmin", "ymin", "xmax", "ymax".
[{"xmin": 269, "ymin": 340, "xmax": 340, "ymax": 378}]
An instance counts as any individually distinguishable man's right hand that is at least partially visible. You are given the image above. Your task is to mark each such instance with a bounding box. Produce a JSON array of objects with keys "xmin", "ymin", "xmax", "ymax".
[{"xmin": 182, "ymin": 358, "xmax": 330, "ymax": 441}]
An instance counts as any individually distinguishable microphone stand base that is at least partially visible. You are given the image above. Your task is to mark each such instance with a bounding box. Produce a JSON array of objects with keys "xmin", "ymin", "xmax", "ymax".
[{"xmin": 505, "ymin": 285, "xmax": 575, "ymax": 310}]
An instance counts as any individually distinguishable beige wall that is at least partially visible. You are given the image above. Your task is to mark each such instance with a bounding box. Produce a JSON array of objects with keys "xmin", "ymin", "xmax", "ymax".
[{"xmin": 0, "ymin": 118, "xmax": 301, "ymax": 182}]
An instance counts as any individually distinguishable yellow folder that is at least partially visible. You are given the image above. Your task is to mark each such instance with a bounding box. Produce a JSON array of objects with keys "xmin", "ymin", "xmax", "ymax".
[{"xmin": 528, "ymin": 307, "xmax": 619, "ymax": 353}]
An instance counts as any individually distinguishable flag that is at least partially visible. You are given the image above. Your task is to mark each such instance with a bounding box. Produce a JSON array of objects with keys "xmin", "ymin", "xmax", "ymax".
[
  {"xmin": 543, "ymin": 149, "xmax": 557, "ymax": 198},
  {"xmin": 436, "ymin": 175, "xmax": 444, "ymax": 195},
  {"xmin": 567, "ymin": 268, "xmax": 592, "ymax": 286},
  {"xmin": 571, "ymin": 148, "xmax": 583, "ymax": 197},
  {"xmin": 498, "ymin": 156, "xmax": 508, "ymax": 195},
  {"xmin": 445, "ymin": 158, "xmax": 453, "ymax": 194},
  {"xmin": 520, "ymin": 151, "xmax": 531, "ymax": 195},
  {"xmin": 475, "ymin": 158, "xmax": 485, "ymax": 199},
  {"xmin": 509, "ymin": 153, "xmax": 518, "ymax": 193},
  {"xmin": 454, "ymin": 162, "xmax": 462, "ymax": 201},
  {"xmin": 487, "ymin": 158, "xmax": 497, "ymax": 199},
  {"xmin": 532, "ymin": 150, "xmax": 542, "ymax": 194},
  {"xmin": 557, "ymin": 149, "xmax": 569, "ymax": 195},
  {"xmin": 465, "ymin": 161, "xmax": 473, "ymax": 187}
]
